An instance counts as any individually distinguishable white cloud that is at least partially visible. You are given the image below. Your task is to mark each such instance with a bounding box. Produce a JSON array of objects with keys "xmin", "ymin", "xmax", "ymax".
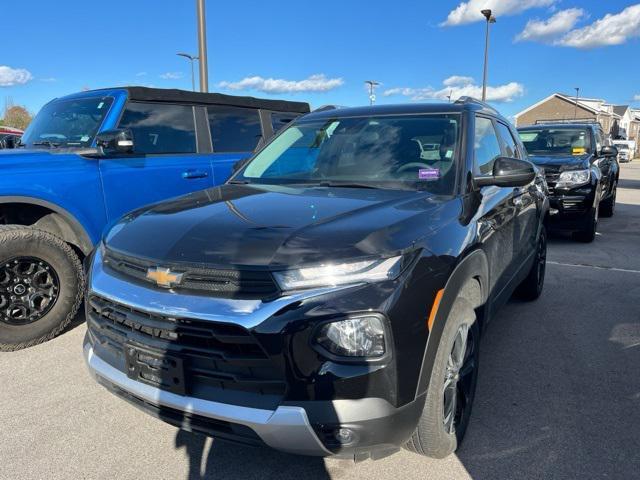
[
  {"xmin": 516, "ymin": 8, "xmax": 586, "ymax": 42},
  {"xmin": 442, "ymin": 0, "xmax": 556, "ymax": 26},
  {"xmin": 218, "ymin": 74, "xmax": 344, "ymax": 94},
  {"xmin": 159, "ymin": 71, "xmax": 183, "ymax": 80},
  {"xmin": 135, "ymin": 71, "xmax": 148, "ymax": 77},
  {"xmin": 39, "ymin": 77, "xmax": 57, "ymax": 82},
  {"xmin": 384, "ymin": 76, "xmax": 524, "ymax": 103},
  {"xmin": 556, "ymin": 4, "xmax": 640, "ymax": 48},
  {"xmin": 443, "ymin": 75, "xmax": 474, "ymax": 87},
  {"xmin": 634, "ymin": 94, "xmax": 640, "ymax": 101},
  {"xmin": 0, "ymin": 66, "xmax": 33, "ymax": 87}
]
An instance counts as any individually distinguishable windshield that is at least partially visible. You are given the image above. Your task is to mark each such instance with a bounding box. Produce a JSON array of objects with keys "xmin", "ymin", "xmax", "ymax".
[
  {"xmin": 236, "ymin": 114, "xmax": 460, "ymax": 193},
  {"xmin": 518, "ymin": 128, "xmax": 591, "ymax": 156},
  {"xmin": 21, "ymin": 97, "xmax": 113, "ymax": 148}
]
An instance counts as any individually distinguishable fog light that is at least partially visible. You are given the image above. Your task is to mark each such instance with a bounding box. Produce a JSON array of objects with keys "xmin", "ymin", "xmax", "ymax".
[{"xmin": 334, "ymin": 428, "xmax": 355, "ymax": 445}]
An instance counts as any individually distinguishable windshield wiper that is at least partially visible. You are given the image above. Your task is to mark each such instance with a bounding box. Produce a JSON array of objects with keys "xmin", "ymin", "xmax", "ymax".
[
  {"xmin": 316, "ymin": 181, "xmax": 380, "ymax": 189},
  {"xmin": 32, "ymin": 140, "xmax": 61, "ymax": 148},
  {"xmin": 228, "ymin": 180, "xmax": 251, "ymax": 185}
]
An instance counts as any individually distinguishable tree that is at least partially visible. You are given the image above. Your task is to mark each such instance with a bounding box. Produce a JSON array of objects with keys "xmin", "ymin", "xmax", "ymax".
[{"xmin": 2, "ymin": 105, "xmax": 31, "ymax": 131}]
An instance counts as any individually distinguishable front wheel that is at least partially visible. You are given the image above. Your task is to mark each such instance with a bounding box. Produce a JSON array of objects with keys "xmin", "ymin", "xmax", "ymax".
[
  {"xmin": 573, "ymin": 204, "xmax": 598, "ymax": 243},
  {"xmin": 0, "ymin": 226, "xmax": 84, "ymax": 351},
  {"xmin": 600, "ymin": 181, "xmax": 617, "ymax": 218},
  {"xmin": 515, "ymin": 226, "xmax": 547, "ymax": 301},
  {"xmin": 404, "ymin": 299, "xmax": 479, "ymax": 458}
]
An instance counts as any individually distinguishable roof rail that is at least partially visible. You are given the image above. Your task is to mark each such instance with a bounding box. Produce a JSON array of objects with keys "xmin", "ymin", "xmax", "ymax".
[
  {"xmin": 454, "ymin": 96, "xmax": 499, "ymax": 114},
  {"xmin": 534, "ymin": 118, "xmax": 600, "ymax": 125}
]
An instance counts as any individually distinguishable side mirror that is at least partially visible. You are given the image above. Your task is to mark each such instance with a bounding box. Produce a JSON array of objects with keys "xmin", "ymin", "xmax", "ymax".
[
  {"xmin": 95, "ymin": 128, "xmax": 134, "ymax": 155},
  {"xmin": 600, "ymin": 145, "xmax": 618, "ymax": 158},
  {"xmin": 475, "ymin": 157, "xmax": 536, "ymax": 188}
]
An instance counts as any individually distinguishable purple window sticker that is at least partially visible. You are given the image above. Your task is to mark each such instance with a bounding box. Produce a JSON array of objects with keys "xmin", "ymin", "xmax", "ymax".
[{"xmin": 418, "ymin": 168, "xmax": 440, "ymax": 181}]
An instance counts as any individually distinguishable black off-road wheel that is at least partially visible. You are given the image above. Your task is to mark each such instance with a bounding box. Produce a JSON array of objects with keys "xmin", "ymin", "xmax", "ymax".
[
  {"xmin": 573, "ymin": 204, "xmax": 598, "ymax": 243},
  {"xmin": 600, "ymin": 181, "xmax": 617, "ymax": 218},
  {"xmin": 0, "ymin": 226, "xmax": 84, "ymax": 351},
  {"xmin": 404, "ymin": 299, "xmax": 479, "ymax": 459},
  {"xmin": 515, "ymin": 226, "xmax": 547, "ymax": 301}
]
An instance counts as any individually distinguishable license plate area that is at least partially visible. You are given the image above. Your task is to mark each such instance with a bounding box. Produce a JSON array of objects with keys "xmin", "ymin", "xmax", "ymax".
[{"xmin": 124, "ymin": 343, "xmax": 186, "ymax": 395}]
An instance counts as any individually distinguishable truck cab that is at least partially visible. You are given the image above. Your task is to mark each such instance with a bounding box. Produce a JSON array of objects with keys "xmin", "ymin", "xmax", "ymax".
[{"xmin": 0, "ymin": 87, "xmax": 309, "ymax": 351}]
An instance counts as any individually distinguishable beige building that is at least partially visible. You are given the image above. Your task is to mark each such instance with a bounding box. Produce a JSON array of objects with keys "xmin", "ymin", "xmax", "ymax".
[{"xmin": 515, "ymin": 93, "xmax": 621, "ymax": 136}]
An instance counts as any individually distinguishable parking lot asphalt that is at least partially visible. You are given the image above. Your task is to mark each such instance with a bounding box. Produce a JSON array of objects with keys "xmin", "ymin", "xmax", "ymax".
[{"xmin": 1, "ymin": 163, "xmax": 639, "ymax": 480}]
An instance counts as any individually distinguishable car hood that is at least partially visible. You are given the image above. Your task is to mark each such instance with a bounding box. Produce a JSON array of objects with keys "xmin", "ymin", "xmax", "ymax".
[
  {"xmin": 0, "ymin": 147, "xmax": 95, "ymax": 164},
  {"xmin": 527, "ymin": 154, "xmax": 591, "ymax": 170},
  {"xmin": 106, "ymin": 183, "xmax": 455, "ymax": 268}
]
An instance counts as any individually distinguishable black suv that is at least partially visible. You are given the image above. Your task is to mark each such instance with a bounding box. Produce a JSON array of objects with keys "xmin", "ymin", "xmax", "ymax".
[
  {"xmin": 517, "ymin": 122, "xmax": 619, "ymax": 242},
  {"xmin": 84, "ymin": 98, "xmax": 548, "ymax": 460}
]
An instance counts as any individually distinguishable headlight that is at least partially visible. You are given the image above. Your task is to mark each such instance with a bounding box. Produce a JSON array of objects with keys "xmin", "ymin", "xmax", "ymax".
[
  {"xmin": 273, "ymin": 256, "xmax": 402, "ymax": 291},
  {"xmin": 556, "ymin": 169, "xmax": 590, "ymax": 188},
  {"xmin": 316, "ymin": 315, "xmax": 386, "ymax": 358}
]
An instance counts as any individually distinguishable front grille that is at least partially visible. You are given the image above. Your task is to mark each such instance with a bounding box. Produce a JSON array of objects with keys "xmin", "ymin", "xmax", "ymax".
[
  {"xmin": 103, "ymin": 248, "xmax": 279, "ymax": 299},
  {"xmin": 543, "ymin": 169, "xmax": 560, "ymax": 196},
  {"xmin": 87, "ymin": 295, "xmax": 286, "ymax": 408}
]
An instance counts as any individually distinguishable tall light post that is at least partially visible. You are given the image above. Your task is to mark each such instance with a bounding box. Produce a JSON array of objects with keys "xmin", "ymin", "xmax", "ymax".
[
  {"xmin": 573, "ymin": 87, "xmax": 580, "ymax": 119},
  {"xmin": 481, "ymin": 9, "xmax": 496, "ymax": 102},
  {"xmin": 365, "ymin": 80, "xmax": 380, "ymax": 105},
  {"xmin": 196, "ymin": 0, "xmax": 209, "ymax": 92},
  {"xmin": 177, "ymin": 53, "xmax": 199, "ymax": 91}
]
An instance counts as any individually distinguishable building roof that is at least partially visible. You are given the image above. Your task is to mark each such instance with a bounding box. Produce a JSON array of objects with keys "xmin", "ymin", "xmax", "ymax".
[
  {"xmin": 613, "ymin": 105, "xmax": 630, "ymax": 117},
  {"xmin": 515, "ymin": 93, "xmax": 622, "ymax": 119}
]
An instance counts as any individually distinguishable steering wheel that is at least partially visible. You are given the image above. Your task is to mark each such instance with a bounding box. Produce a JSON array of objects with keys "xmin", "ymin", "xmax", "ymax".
[{"xmin": 396, "ymin": 162, "xmax": 433, "ymax": 173}]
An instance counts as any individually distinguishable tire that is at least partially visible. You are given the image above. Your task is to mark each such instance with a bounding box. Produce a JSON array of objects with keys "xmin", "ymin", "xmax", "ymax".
[
  {"xmin": 0, "ymin": 226, "xmax": 84, "ymax": 351},
  {"xmin": 573, "ymin": 204, "xmax": 598, "ymax": 243},
  {"xmin": 600, "ymin": 181, "xmax": 617, "ymax": 218},
  {"xmin": 404, "ymin": 299, "xmax": 479, "ymax": 459},
  {"xmin": 515, "ymin": 226, "xmax": 547, "ymax": 301}
]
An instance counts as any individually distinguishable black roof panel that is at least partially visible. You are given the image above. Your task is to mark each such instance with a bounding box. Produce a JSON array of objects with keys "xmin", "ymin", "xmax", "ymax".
[{"xmin": 85, "ymin": 86, "xmax": 310, "ymax": 113}]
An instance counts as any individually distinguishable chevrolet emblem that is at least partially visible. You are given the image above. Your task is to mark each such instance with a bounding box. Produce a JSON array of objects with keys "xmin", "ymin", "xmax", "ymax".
[{"xmin": 146, "ymin": 267, "xmax": 184, "ymax": 288}]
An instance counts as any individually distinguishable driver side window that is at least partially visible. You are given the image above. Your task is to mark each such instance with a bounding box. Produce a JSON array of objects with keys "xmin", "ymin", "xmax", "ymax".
[{"xmin": 474, "ymin": 117, "xmax": 502, "ymax": 175}]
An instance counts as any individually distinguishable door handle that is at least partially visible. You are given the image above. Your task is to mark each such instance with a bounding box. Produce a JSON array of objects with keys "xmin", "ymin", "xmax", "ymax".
[{"xmin": 182, "ymin": 170, "xmax": 209, "ymax": 179}]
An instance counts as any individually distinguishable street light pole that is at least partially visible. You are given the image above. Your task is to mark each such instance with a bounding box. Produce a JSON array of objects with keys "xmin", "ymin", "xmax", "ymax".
[
  {"xmin": 177, "ymin": 53, "xmax": 199, "ymax": 91},
  {"xmin": 574, "ymin": 87, "xmax": 580, "ymax": 120},
  {"xmin": 196, "ymin": 0, "xmax": 209, "ymax": 92},
  {"xmin": 365, "ymin": 80, "xmax": 380, "ymax": 106},
  {"xmin": 481, "ymin": 9, "xmax": 496, "ymax": 102}
]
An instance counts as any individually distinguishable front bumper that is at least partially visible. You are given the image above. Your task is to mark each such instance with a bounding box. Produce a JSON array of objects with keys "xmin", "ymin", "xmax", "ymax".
[
  {"xmin": 547, "ymin": 186, "xmax": 596, "ymax": 230},
  {"xmin": 84, "ymin": 342, "xmax": 331, "ymax": 456},
  {"xmin": 83, "ymin": 247, "xmax": 431, "ymax": 458}
]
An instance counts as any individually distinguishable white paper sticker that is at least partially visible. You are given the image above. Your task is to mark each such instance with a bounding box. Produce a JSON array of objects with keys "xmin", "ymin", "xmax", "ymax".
[
  {"xmin": 81, "ymin": 136, "xmax": 90, "ymax": 142},
  {"xmin": 97, "ymin": 102, "xmax": 104, "ymax": 109}
]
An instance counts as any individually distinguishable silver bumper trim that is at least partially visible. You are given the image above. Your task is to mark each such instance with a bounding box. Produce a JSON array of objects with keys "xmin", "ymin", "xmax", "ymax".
[{"xmin": 84, "ymin": 344, "xmax": 331, "ymax": 456}]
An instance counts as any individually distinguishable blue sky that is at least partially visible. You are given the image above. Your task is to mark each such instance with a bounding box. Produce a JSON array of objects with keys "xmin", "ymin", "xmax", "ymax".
[{"xmin": 2, "ymin": 0, "xmax": 640, "ymax": 119}]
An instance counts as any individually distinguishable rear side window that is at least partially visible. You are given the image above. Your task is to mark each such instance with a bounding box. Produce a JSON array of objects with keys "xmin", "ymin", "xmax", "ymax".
[
  {"xmin": 474, "ymin": 117, "xmax": 502, "ymax": 175},
  {"xmin": 271, "ymin": 112, "xmax": 298, "ymax": 133},
  {"xmin": 118, "ymin": 102, "xmax": 196, "ymax": 154},
  {"xmin": 495, "ymin": 122, "xmax": 520, "ymax": 158},
  {"xmin": 208, "ymin": 106, "xmax": 262, "ymax": 152}
]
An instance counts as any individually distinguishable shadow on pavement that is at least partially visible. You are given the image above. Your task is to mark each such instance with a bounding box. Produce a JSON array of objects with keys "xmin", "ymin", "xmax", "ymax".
[{"xmin": 174, "ymin": 430, "xmax": 331, "ymax": 480}]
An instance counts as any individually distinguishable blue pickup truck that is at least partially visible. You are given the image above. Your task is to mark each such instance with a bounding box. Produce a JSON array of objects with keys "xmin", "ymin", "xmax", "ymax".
[{"xmin": 0, "ymin": 87, "xmax": 309, "ymax": 350}]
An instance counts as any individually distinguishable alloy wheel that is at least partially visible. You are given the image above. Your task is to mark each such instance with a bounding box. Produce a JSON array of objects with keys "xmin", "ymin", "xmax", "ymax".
[
  {"xmin": 443, "ymin": 323, "xmax": 477, "ymax": 435},
  {"xmin": 536, "ymin": 232, "xmax": 547, "ymax": 290},
  {"xmin": 0, "ymin": 257, "xmax": 60, "ymax": 325}
]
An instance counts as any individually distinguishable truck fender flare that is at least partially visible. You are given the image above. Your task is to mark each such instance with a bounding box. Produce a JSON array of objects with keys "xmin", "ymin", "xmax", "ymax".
[{"xmin": 0, "ymin": 196, "xmax": 93, "ymax": 254}]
